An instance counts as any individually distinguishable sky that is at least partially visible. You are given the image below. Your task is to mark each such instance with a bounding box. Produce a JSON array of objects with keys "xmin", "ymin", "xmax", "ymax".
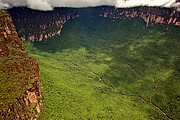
[{"xmin": 0, "ymin": 0, "xmax": 179, "ymax": 11}]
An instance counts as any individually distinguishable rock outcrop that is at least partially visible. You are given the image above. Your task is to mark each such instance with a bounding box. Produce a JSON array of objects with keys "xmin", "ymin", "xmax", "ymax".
[
  {"xmin": 8, "ymin": 7, "xmax": 79, "ymax": 42},
  {"xmin": 0, "ymin": 10, "xmax": 42, "ymax": 120},
  {"xmin": 100, "ymin": 6, "xmax": 180, "ymax": 29}
]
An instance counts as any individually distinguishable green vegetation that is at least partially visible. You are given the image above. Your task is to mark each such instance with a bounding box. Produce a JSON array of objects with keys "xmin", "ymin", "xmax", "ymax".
[
  {"xmin": 0, "ymin": 11, "xmax": 40, "ymax": 119},
  {"xmin": 25, "ymin": 9, "xmax": 180, "ymax": 120}
]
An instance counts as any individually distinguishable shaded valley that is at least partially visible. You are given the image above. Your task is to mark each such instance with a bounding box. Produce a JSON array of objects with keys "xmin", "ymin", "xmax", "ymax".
[{"xmin": 20, "ymin": 7, "xmax": 180, "ymax": 119}]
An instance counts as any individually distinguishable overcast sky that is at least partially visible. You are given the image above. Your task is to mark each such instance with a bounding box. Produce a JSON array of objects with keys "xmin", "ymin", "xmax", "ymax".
[{"xmin": 0, "ymin": 0, "xmax": 179, "ymax": 11}]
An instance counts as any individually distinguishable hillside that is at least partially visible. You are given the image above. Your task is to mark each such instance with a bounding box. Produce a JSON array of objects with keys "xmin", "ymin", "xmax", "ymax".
[
  {"xmin": 22, "ymin": 7, "xmax": 180, "ymax": 119},
  {"xmin": 0, "ymin": 10, "xmax": 41, "ymax": 119}
]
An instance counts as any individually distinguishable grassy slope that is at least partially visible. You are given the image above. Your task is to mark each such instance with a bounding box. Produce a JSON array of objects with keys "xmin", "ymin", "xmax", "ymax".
[{"xmin": 25, "ymin": 8, "xmax": 180, "ymax": 120}]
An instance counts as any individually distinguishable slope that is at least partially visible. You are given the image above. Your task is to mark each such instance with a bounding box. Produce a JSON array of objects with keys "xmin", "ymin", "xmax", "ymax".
[{"xmin": 0, "ymin": 10, "xmax": 42, "ymax": 120}]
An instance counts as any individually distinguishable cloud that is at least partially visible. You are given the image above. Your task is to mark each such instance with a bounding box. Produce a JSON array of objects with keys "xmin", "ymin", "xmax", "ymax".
[
  {"xmin": 172, "ymin": 1, "xmax": 180, "ymax": 11},
  {"xmin": 0, "ymin": 0, "xmax": 179, "ymax": 11},
  {"xmin": 115, "ymin": 0, "xmax": 176, "ymax": 7},
  {"xmin": 0, "ymin": 0, "xmax": 9, "ymax": 9},
  {"xmin": 27, "ymin": 0, "xmax": 52, "ymax": 11},
  {"xmin": 49, "ymin": 0, "xmax": 115, "ymax": 8}
]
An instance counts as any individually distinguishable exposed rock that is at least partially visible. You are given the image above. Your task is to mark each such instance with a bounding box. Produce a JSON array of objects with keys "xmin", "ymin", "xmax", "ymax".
[
  {"xmin": 8, "ymin": 7, "xmax": 79, "ymax": 42},
  {"xmin": 0, "ymin": 10, "xmax": 42, "ymax": 120},
  {"xmin": 100, "ymin": 7, "xmax": 180, "ymax": 29}
]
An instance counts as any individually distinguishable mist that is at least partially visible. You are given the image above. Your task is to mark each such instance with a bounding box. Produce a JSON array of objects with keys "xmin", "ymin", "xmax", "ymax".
[{"xmin": 0, "ymin": 0, "xmax": 179, "ymax": 11}]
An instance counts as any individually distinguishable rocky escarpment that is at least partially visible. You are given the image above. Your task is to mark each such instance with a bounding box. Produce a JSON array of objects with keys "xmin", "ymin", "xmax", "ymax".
[
  {"xmin": 0, "ymin": 10, "xmax": 42, "ymax": 119},
  {"xmin": 100, "ymin": 6, "xmax": 180, "ymax": 29},
  {"xmin": 8, "ymin": 7, "xmax": 79, "ymax": 42}
]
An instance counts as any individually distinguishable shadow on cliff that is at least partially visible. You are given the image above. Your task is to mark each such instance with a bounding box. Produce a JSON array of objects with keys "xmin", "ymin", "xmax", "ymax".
[
  {"xmin": 31, "ymin": 7, "xmax": 116, "ymax": 53},
  {"xmin": 31, "ymin": 7, "xmax": 145, "ymax": 53}
]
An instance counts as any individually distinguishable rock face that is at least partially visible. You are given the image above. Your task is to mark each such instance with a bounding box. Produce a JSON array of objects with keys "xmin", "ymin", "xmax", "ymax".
[
  {"xmin": 8, "ymin": 7, "xmax": 79, "ymax": 42},
  {"xmin": 100, "ymin": 6, "xmax": 180, "ymax": 29},
  {"xmin": 0, "ymin": 10, "xmax": 42, "ymax": 120}
]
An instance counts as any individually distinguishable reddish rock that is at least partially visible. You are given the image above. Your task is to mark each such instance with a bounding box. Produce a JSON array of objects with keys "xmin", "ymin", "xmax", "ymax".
[
  {"xmin": 100, "ymin": 7, "xmax": 180, "ymax": 28},
  {"xmin": 0, "ymin": 10, "xmax": 42, "ymax": 120},
  {"xmin": 175, "ymin": 21, "xmax": 180, "ymax": 26}
]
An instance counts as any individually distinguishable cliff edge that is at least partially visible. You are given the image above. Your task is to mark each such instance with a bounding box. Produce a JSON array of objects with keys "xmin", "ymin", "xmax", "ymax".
[{"xmin": 0, "ymin": 10, "xmax": 42, "ymax": 120}]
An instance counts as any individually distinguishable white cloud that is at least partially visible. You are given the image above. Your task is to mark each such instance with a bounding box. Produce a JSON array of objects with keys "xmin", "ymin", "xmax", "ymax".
[
  {"xmin": 0, "ymin": 0, "xmax": 9, "ymax": 9},
  {"xmin": 49, "ymin": 0, "xmax": 115, "ymax": 8},
  {"xmin": 27, "ymin": 0, "xmax": 52, "ymax": 11},
  {"xmin": 115, "ymin": 0, "xmax": 176, "ymax": 8},
  {"xmin": 171, "ymin": 1, "xmax": 180, "ymax": 11},
  {"xmin": 0, "ymin": 0, "xmax": 179, "ymax": 11}
]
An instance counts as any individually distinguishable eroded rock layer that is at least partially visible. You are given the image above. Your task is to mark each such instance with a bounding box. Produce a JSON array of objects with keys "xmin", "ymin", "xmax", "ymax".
[
  {"xmin": 0, "ymin": 10, "xmax": 42, "ymax": 120},
  {"xmin": 8, "ymin": 7, "xmax": 79, "ymax": 42},
  {"xmin": 100, "ymin": 6, "xmax": 180, "ymax": 29}
]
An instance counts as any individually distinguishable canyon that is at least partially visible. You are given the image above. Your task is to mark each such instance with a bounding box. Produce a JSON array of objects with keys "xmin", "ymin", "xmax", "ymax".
[
  {"xmin": 0, "ymin": 5, "xmax": 180, "ymax": 120},
  {"xmin": 7, "ymin": 6, "xmax": 180, "ymax": 44}
]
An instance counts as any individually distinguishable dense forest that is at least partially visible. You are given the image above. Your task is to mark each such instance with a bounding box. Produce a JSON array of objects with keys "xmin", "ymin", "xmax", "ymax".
[{"xmin": 23, "ymin": 7, "xmax": 180, "ymax": 119}]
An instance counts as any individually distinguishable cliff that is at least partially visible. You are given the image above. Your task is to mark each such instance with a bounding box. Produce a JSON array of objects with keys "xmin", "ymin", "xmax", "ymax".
[
  {"xmin": 5, "ymin": 6, "xmax": 180, "ymax": 43},
  {"xmin": 0, "ymin": 10, "xmax": 42, "ymax": 119},
  {"xmin": 100, "ymin": 6, "xmax": 180, "ymax": 29},
  {"xmin": 8, "ymin": 7, "xmax": 79, "ymax": 42}
]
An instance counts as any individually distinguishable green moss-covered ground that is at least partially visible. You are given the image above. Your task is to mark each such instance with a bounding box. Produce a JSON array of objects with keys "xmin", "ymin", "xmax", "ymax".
[
  {"xmin": 0, "ymin": 10, "xmax": 41, "ymax": 119},
  {"xmin": 25, "ymin": 8, "xmax": 180, "ymax": 120}
]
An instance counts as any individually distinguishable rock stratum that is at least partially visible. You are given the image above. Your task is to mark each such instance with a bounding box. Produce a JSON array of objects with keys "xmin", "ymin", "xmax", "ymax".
[
  {"xmin": 6, "ymin": 6, "xmax": 180, "ymax": 43},
  {"xmin": 8, "ymin": 7, "xmax": 79, "ymax": 42},
  {"xmin": 0, "ymin": 10, "xmax": 41, "ymax": 120},
  {"xmin": 100, "ymin": 6, "xmax": 180, "ymax": 29}
]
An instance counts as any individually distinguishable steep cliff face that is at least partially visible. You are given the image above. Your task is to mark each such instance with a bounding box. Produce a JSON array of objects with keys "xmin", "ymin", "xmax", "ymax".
[
  {"xmin": 8, "ymin": 7, "xmax": 79, "ymax": 42},
  {"xmin": 100, "ymin": 6, "xmax": 180, "ymax": 29},
  {"xmin": 0, "ymin": 10, "xmax": 42, "ymax": 120}
]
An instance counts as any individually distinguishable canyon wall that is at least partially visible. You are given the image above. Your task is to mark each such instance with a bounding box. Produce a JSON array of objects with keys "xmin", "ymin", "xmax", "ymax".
[
  {"xmin": 100, "ymin": 7, "xmax": 180, "ymax": 29},
  {"xmin": 8, "ymin": 7, "xmax": 79, "ymax": 42},
  {"xmin": 0, "ymin": 10, "xmax": 42, "ymax": 120}
]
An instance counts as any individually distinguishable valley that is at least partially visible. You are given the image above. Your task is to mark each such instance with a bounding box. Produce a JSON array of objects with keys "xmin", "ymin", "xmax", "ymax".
[{"xmin": 22, "ymin": 7, "xmax": 180, "ymax": 119}]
